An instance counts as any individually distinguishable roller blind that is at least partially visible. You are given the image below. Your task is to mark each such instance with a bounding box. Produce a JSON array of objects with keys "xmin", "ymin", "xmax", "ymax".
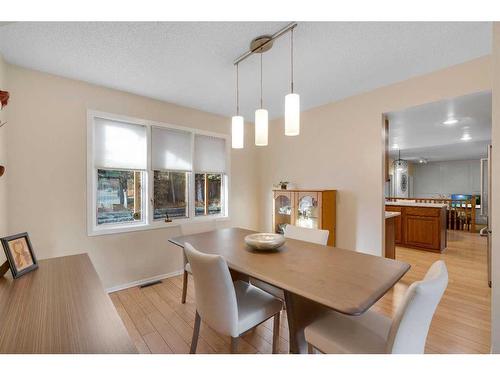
[
  {"xmin": 94, "ymin": 117, "xmax": 147, "ymax": 170},
  {"xmin": 193, "ymin": 134, "xmax": 227, "ymax": 173},
  {"xmin": 151, "ymin": 127, "xmax": 192, "ymax": 171}
]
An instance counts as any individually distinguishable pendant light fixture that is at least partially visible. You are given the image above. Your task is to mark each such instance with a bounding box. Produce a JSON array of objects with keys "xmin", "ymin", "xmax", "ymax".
[
  {"xmin": 255, "ymin": 53, "xmax": 268, "ymax": 146},
  {"xmin": 285, "ymin": 28, "xmax": 300, "ymax": 136},
  {"xmin": 231, "ymin": 63, "xmax": 244, "ymax": 149},
  {"xmin": 232, "ymin": 22, "xmax": 298, "ymax": 148},
  {"xmin": 394, "ymin": 149, "xmax": 406, "ymax": 171}
]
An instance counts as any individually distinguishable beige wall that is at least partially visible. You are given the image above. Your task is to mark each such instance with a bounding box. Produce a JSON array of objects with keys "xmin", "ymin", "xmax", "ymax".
[
  {"xmin": 258, "ymin": 56, "xmax": 492, "ymax": 256},
  {"xmin": 0, "ymin": 55, "xmax": 7, "ymax": 248},
  {"xmin": 491, "ymin": 22, "xmax": 500, "ymax": 353},
  {"xmin": 4, "ymin": 64, "xmax": 259, "ymax": 290}
]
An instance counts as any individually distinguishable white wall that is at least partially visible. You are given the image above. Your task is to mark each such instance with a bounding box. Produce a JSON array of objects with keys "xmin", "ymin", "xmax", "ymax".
[
  {"xmin": 413, "ymin": 159, "xmax": 481, "ymax": 198},
  {"xmin": 258, "ymin": 56, "xmax": 492, "ymax": 256},
  {"xmin": 0, "ymin": 54, "xmax": 7, "ymax": 251},
  {"xmin": 4, "ymin": 63, "xmax": 259, "ymax": 290},
  {"xmin": 490, "ymin": 22, "xmax": 500, "ymax": 354}
]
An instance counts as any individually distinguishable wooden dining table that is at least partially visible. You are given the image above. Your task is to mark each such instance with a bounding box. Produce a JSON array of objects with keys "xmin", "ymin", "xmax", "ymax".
[{"xmin": 170, "ymin": 227, "xmax": 410, "ymax": 354}]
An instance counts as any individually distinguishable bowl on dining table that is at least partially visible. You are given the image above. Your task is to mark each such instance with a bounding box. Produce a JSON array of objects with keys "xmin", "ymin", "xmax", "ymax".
[{"xmin": 244, "ymin": 233, "xmax": 285, "ymax": 250}]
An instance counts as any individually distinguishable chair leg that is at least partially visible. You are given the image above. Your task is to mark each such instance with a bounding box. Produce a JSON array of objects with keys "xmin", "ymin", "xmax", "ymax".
[
  {"xmin": 181, "ymin": 270, "xmax": 188, "ymax": 304},
  {"xmin": 272, "ymin": 312, "xmax": 281, "ymax": 354},
  {"xmin": 190, "ymin": 311, "xmax": 201, "ymax": 354},
  {"xmin": 307, "ymin": 343, "xmax": 315, "ymax": 354},
  {"xmin": 230, "ymin": 337, "xmax": 239, "ymax": 354}
]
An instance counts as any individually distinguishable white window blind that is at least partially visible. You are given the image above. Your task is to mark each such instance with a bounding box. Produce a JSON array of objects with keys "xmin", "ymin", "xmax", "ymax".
[
  {"xmin": 194, "ymin": 134, "xmax": 227, "ymax": 173},
  {"xmin": 94, "ymin": 117, "xmax": 147, "ymax": 170},
  {"xmin": 151, "ymin": 127, "xmax": 192, "ymax": 171}
]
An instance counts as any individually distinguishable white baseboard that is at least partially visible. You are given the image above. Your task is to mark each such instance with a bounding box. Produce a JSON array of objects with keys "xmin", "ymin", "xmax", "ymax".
[{"xmin": 105, "ymin": 269, "xmax": 184, "ymax": 294}]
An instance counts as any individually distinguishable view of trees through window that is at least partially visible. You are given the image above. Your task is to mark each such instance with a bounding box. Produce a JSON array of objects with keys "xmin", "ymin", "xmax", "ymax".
[
  {"xmin": 96, "ymin": 170, "xmax": 221, "ymax": 225},
  {"xmin": 96, "ymin": 169, "xmax": 142, "ymax": 225},
  {"xmin": 153, "ymin": 171, "xmax": 188, "ymax": 219},
  {"xmin": 195, "ymin": 173, "xmax": 222, "ymax": 216}
]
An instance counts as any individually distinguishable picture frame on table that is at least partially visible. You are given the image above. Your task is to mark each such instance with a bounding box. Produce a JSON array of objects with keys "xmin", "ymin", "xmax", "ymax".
[{"xmin": 1, "ymin": 232, "xmax": 38, "ymax": 279}]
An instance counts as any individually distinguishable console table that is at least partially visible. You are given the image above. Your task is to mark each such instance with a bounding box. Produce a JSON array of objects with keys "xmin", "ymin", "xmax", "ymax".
[{"xmin": 0, "ymin": 253, "xmax": 136, "ymax": 353}]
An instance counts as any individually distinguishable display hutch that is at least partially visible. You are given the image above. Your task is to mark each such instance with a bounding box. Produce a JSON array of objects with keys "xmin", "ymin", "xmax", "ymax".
[{"xmin": 272, "ymin": 189, "xmax": 337, "ymax": 246}]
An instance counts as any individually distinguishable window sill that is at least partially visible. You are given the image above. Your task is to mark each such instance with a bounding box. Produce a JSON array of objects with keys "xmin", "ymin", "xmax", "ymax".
[{"xmin": 87, "ymin": 215, "xmax": 230, "ymax": 237}]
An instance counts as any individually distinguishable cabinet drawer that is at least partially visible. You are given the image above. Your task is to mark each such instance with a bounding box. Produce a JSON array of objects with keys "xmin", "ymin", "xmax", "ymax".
[
  {"xmin": 385, "ymin": 205, "xmax": 402, "ymax": 212},
  {"xmin": 406, "ymin": 207, "xmax": 440, "ymax": 217}
]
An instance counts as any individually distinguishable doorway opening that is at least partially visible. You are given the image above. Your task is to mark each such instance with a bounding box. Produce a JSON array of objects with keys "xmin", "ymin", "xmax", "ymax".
[{"xmin": 378, "ymin": 90, "xmax": 492, "ymax": 353}]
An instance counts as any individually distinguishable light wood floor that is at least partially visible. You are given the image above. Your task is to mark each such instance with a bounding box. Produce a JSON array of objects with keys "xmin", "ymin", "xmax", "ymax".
[
  {"xmin": 374, "ymin": 230, "xmax": 491, "ymax": 354},
  {"xmin": 110, "ymin": 230, "xmax": 490, "ymax": 354}
]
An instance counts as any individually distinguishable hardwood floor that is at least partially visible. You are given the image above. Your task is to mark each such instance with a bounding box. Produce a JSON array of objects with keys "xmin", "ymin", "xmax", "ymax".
[
  {"xmin": 110, "ymin": 230, "xmax": 490, "ymax": 354},
  {"xmin": 110, "ymin": 275, "xmax": 290, "ymax": 354},
  {"xmin": 373, "ymin": 230, "xmax": 491, "ymax": 354}
]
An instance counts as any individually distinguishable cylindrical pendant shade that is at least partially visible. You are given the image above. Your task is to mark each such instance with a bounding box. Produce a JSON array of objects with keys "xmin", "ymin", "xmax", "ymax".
[
  {"xmin": 285, "ymin": 93, "xmax": 300, "ymax": 136},
  {"xmin": 255, "ymin": 109, "xmax": 268, "ymax": 146},
  {"xmin": 231, "ymin": 115, "xmax": 244, "ymax": 149}
]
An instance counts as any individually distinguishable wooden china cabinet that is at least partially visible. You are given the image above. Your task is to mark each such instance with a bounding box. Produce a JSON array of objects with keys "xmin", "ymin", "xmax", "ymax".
[{"xmin": 272, "ymin": 189, "xmax": 337, "ymax": 246}]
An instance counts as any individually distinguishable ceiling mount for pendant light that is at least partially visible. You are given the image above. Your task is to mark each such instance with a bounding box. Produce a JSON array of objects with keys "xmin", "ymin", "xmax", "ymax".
[
  {"xmin": 232, "ymin": 22, "xmax": 298, "ymax": 148},
  {"xmin": 231, "ymin": 63, "xmax": 244, "ymax": 149},
  {"xmin": 285, "ymin": 27, "xmax": 300, "ymax": 136}
]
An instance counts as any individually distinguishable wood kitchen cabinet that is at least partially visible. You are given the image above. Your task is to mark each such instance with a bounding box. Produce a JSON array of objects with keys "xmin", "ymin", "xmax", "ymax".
[
  {"xmin": 273, "ymin": 189, "xmax": 336, "ymax": 246},
  {"xmin": 385, "ymin": 205, "xmax": 402, "ymax": 244},
  {"xmin": 385, "ymin": 203, "xmax": 447, "ymax": 253},
  {"xmin": 384, "ymin": 212, "xmax": 400, "ymax": 259}
]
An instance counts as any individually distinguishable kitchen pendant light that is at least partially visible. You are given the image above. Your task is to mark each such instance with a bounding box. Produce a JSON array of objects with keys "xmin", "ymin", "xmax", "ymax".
[
  {"xmin": 285, "ymin": 28, "xmax": 300, "ymax": 136},
  {"xmin": 255, "ymin": 53, "xmax": 268, "ymax": 146},
  {"xmin": 231, "ymin": 64, "xmax": 244, "ymax": 149}
]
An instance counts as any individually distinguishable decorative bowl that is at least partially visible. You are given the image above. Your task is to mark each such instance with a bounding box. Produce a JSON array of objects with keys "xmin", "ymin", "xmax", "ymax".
[{"xmin": 244, "ymin": 233, "xmax": 285, "ymax": 250}]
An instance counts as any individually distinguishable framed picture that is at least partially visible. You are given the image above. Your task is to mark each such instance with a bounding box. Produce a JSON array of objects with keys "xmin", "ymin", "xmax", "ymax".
[{"xmin": 1, "ymin": 232, "xmax": 38, "ymax": 278}]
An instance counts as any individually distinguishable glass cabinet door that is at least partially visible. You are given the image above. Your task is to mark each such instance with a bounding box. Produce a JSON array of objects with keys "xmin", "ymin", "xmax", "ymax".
[
  {"xmin": 296, "ymin": 193, "xmax": 319, "ymax": 229},
  {"xmin": 274, "ymin": 193, "xmax": 292, "ymax": 234}
]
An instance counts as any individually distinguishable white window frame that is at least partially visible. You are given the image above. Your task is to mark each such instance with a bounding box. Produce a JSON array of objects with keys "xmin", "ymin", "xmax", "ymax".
[
  {"xmin": 193, "ymin": 172, "xmax": 227, "ymax": 218},
  {"xmin": 87, "ymin": 110, "xmax": 230, "ymax": 236}
]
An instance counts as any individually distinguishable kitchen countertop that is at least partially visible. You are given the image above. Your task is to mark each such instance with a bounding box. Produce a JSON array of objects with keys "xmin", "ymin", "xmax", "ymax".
[
  {"xmin": 385, "ymin": 211, "xmax": 401, "ymax": 219},
  {"xmin": 386, "ymin": 201, "xmax": 448, "ymax": 208}
]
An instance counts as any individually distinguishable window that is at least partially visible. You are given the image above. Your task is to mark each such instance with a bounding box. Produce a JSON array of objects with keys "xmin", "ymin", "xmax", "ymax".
[
  {"xmin": 193, "ymin": 135, "xmax": 226, "ymax": 216},
  {"xmin": 88, "ymin": 111, "xmax": 229, "ymax": 235},
  {"xmin": 92, "ymin": 117, "xmax": 147, "ymax": 229},
  {"xmin": 97, "ymin": 169, "xmax": 143, "ymax": 224},
  {"xmin": 151, "ymin": 127, "xmax": 192, "ymax": 221},
  {"xmin": 153, "ymin": 171, "xmax": 188, "ymax": 219},
  {"xmin": 195, "ymin": 173, "xmax": 223, "ymax": 216}
]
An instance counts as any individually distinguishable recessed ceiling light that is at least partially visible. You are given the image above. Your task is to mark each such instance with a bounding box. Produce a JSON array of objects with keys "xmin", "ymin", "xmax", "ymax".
[
  {"xmin": 443, "ymin": 118, "xmax": 459, "ymax": 125},
  {"xmin": 461, "ymin": 134, "xmax": 471, "ymax": 141}
]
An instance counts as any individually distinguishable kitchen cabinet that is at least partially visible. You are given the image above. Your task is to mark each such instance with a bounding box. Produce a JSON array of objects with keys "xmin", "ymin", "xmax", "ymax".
[{"xmin": 385, "ymin": 202, "xmax": 447, "ymax": 253}]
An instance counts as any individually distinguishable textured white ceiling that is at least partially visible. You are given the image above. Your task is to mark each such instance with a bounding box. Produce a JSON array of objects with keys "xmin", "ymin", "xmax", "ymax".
[
  {"xmin": 388, "ymin": 91, "xmax": 492, "ymax": 162},
  {"xmin": 0, "ymin": 22, "xmax": 492, "ymax": 120}
]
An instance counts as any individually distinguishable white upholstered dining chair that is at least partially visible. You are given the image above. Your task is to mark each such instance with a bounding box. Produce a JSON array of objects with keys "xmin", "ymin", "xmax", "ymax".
[
  {"xmin": 180, "ymin": 222, "xmax": 217, "ymax": 304},
  {"xmin": 184, "ymin": 243, "xmax": 283, "ymax": 354},
  {"xmin": 283, "ymin": 225, "xmax": 329, "ymax": 245},
  {"xmin": 250, "ymin": 225, "xmax": 330, "ymax": 299},
  {"xmin": 304, "ymin": 260, "xmax": 448, "ymax": 354}
]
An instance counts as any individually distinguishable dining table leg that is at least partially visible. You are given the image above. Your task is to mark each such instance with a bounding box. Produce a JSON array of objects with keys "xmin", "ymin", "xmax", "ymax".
[{"xmin": 284, "ymin": 290, "xmax": 329, "ymax": 354}]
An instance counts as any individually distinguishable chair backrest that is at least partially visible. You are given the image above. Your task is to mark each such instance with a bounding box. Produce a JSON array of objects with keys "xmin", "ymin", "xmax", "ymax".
[
  {"xmin": 184, "ymin": 242, "xmax": 239, "ymax": 337},
  {"xmin": 284, "ymin": 225, "xmax": 329, "ymax": 245},
  {"xmin": 386, "ymin": 260, "xmax": 448, "ymax": 354},
  {"xmin": 180, "ymin": 221, "xmax": 217, "ymax": 266}
]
